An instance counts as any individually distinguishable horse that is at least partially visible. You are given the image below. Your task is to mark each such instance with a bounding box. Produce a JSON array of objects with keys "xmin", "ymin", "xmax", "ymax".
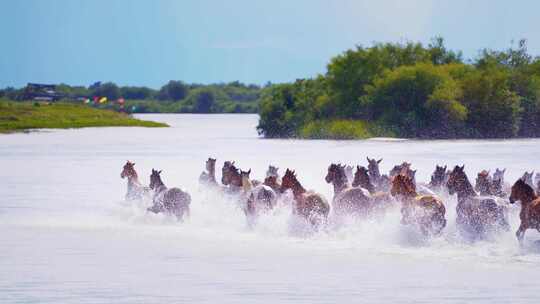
[
  {"xmin": 447, "ymin": 165, "xmax": 509, "ymax": 239},
  {"xmin": 352, "ymin": 165, "xmax": 394, "ymax": 212},
  {"xmin": 390, "ymin": 174, "xmax": 446, "ymax": 236},
  {"xmin": 240, "ymin": 169, "xmax": 277, "ymax": 220},
  {"xmin": 389, "ymin": 162, "xmax": 417, "ymax": 185},
  {"xmin": 120, "ymin": 160, "xmax": 151, "ymax": 201},
  {"xmin": 266, "ymin": 165, "xmax": 280, "ymax": 179},
  {"xmin": 366, "ymin": 157, "xmax": 391, "ymax": 192},
  {"xmin": 199, "ymin": 157, "xmax": 218, "ymax": 187},
  {"xmin": 475, "ymin": 170, "xmax": 492, "ymax": 196},
  {"xmin": 429, "ymin": 165, "xmax": 448, "ymax": 192},
  {"xmin": 147, "ymin": 169, "xmax": 191, "ymax": 220},
  {"xmin": 281, "ymin": 169, "xmax": 329, "ymax": 227},
  {"xmin": 325, "ymin": 164, "xmax": 372, "ymax": 217},
  {"xmin": 221, "ymin": 161, "xmax": 243, "ymax": 193},
  {"xmin": 509, "ymin": 179, "xmax": 540, "ymax": 243}
]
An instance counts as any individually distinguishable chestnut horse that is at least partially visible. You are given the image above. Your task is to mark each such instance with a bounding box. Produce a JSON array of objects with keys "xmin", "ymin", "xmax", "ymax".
[
  {"xmin": 391, "ymin": 174, "xmax": 446, "ymax": 236},
  {"xmin": 221, "ymin": 161, "xmax": 243, "ymax": 192},
  {"xmin": 447, "ymin": 165, "xmax": 509, "ymax": 239},
  {"xmin": 325, "ymin": 164, "xmax": 372, "ymax": 217},
  {"xmin": 281, "ymin": 169, "xmax": 329, "ymax": 226},
  {"xmin": 199, "ymin": 157, "xmax": 217, "ymax": 187},
  {"xmin": 148, "ymin": 169, "xmax": 191, "ymax": 220},
  {"xmin": 510, "ymin": 179, "xmax": 540, "ymax": 242},
  {"xmin": 120, "ymin": 161, "xmax": 151, "ymax": 201}
]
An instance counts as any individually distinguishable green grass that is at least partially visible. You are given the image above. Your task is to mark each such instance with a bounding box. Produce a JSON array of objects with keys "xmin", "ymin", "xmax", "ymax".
[
  {"xmin": 299, "ymin": 119, "xmax": 396, "ymax": 139},
  {"xmin": 0, "ymin": 101, "xmax": 168, "ymax": 133}
]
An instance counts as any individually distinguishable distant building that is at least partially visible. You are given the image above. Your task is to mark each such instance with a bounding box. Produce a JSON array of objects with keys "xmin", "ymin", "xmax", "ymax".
[{"xmin": 22, "ymin": 83, "xmax": 64, "ymax": 101}]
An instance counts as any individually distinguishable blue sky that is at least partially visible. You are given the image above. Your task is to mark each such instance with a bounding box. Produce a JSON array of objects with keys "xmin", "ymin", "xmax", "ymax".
[{"xmin": 1, "ymin": 0, "xmax": 539, "ymax": 88}]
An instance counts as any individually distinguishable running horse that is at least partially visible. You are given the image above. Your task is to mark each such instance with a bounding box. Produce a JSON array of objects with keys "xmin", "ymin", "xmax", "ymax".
[
  {"xmin": 509, "ymin": 179, "xmax": 540, "ymax": 243},
  {"xmin": 221, "ymin": 161, "xmax": 243, "ymax": 193},
  {"xmin": 351, "ymin": 165, "xmax": 394, "ymax": 212},
  {"xmin": 447, "ymin": 165, "xmax": 509, "ymax": 239},
  {"xmin": 281, "ymin": 169, "xmax": 330, "ymax": 226},
  {"xmin": 199, "ymin": 157, "xmax": 218, "ymax": 187},
  {"xmin": 366, "ymin": 157, "xmax": 391, "ymax": 192},
  {"xmin": 263, "ymin": 165, "xmax": 281, "ymax": 193},
  {"xmin": 475, "ymin": 170, "xmax": 492, "ymax": 196},
  {"xmin": 391, "ymin": 174, "xmax": 447, "ymax": 236},
  {"xmin": 429, "ymin": 165, "xmax": 448, "ymax": 192},
  {"xmin": 120, "ymin": 161, "xmax": 150, "ymax": 201},
  {"xmin": 240, "ymin": 169, "xmax": 277, "ymax": 220},
  {"xmin": 147, "ymin": 169, "xmax": 191, "ymax": 220},
  {"xmin": 325, "ymin": 164, "xmax": 372, "ymax": 217}
]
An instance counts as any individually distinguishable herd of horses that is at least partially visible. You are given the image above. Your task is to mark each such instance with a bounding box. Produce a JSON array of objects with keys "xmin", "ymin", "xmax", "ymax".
[{"xmin": 120, "ymin": 157, "xmax": 540, "ymax": 243}]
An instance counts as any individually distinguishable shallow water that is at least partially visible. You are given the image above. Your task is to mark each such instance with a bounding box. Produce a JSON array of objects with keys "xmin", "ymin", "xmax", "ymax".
[{"xmin": 1, "ymin": 114, "xmax": 539, "ymax": 303}]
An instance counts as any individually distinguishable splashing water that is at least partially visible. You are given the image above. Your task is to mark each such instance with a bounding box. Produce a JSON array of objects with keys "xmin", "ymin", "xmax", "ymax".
[{"xmin": 1, "ymin": 114, "xmax": 539, "ymax": 303}]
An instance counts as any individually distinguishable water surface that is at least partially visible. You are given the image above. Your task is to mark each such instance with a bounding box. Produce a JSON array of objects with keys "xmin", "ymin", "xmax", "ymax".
[{"xmin": 1, "ymin": 114, "xmax": 539, "ymax": 303}]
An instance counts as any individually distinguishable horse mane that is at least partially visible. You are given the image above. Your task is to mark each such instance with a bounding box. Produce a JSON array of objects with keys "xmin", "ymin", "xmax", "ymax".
[{"xmin": 514, "ymin": 179, "xmax": 536, "ymax": 200}]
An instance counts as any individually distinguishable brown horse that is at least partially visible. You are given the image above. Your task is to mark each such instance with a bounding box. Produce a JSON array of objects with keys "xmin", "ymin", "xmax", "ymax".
[
  {"xmin": 447, "ymin": 165, "xmax": 509, "ymax": 239},
  {"xmin": 120, "ymin": 161, "xmax": 151, "ymax": 201},
  {"xmin": 148, "ymin": 169, "xmax": 191, "ymax": 220},
  {"xmin": 475, "ymin": 170, "xmax": 492, "ymax": 196},
  {"xmin": 390, "ymin": 162, "xmax": 416, "ymax": 185},
  {"xmin": 429, "ymin": 165, "xmax": 448, "ymax": 191},
  {"xmin": 221, "ymin": 161, "xmax": 243, "ymax": 192},
  {"xmin": 510, "ymin": 179, "xmax": 540, "ymax": 242},
  {"xmin": 281, "ymin": 169, "xmax": 329, "ymax": 226},
  {"xmin": 199, "ymin": 157, "xmax": 217, "ymax": 186},
  {"xmin": 352, "ymin": 165, "xmax": 394, "ymax": 211},
  {"xmin": 325, "ymin": 164, "xmax": 372, "ymax": 217},
  {"xmin": 391, "ymin": 174, "xmax": 446, "ymax": 236}
]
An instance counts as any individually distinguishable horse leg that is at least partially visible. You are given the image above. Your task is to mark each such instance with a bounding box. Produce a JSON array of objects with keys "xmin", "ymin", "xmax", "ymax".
[{"xmin": 516, "ymin": 223, "xmax": 527, "ymax": 243}]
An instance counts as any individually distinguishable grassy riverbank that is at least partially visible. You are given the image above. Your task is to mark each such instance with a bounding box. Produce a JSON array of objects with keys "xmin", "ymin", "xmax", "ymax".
[{"xmin": 0, "ymin": 101, "xmax": 168, "ymax": 133}]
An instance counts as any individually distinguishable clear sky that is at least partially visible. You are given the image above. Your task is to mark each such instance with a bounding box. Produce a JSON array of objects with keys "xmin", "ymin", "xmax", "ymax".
[{"xmin": 1, "ymin": 0, "xmax": 539, "ymax": 88}]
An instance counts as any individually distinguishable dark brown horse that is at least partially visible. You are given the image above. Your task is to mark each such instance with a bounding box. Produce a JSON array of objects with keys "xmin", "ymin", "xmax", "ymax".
[
  {"xmin": 199, "ymin": 157, "xmax": 217, "ymax": 186},
  {"xmin": 352, "ymin": 165, "xmax": 394, "ymax": 211},
  {"xmin": 391, "ymin": 174, "xmax": 446, "ymax": 236},
  {"xmin": 281, "ymin": 169, "xmax": 329, "ymax": 226},
  {"xmin": 148, "ymin": 169, "xmax": 191, "ymax": 220},
  {"xmin": 120, "ymin": 161, "xmax": 150, "ymax": 201},
  {"xmin": 447, "ymin": 165, "xmax": 509, "ymax": 239},
  {"xmin": 325, "ymin": 164, "xmax": 372, "ymax": 217},
  {"xmin": 510, "ymin": 179, "xmax": 540, "ymax": 242}
]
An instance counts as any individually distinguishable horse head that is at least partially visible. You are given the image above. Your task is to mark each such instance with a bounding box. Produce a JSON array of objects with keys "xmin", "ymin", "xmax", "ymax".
[
  {"xmin": 149, "ymin": 169, "xmax": 163, "ymax": 190},
  {"xmin": 366, "ymin": 157, "xmax": 382, "ymax": 177},
  {"xmin": 121, "ymin": 160, "xmax": 138, "ymax": 179},
  {"xmin": 447, "ymin": 165, "xmax": 467, "ymax": 195},
  {"xmin": 266, "ymin": 165, "xmax": 279, "ymax": 178},
  {"xmin": 390, "ymin": 174, "xmax": 416, "ymax": 197},
  {"xmin": 206, "ymin": 158, "xmax": 216, "ymax": 172},
  {"xmin": 281, "ymin": 169, "xmax": 305, "ymax": 194},
  {"xmin": 510, "ymin": 179, "xmax": 535, "ymax": 205}
]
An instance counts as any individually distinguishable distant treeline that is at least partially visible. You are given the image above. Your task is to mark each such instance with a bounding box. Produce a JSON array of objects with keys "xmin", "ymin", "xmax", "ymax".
[
  {"xmin": 0, "ymin": 81, "xmax": 263, "ymax": 113},
  {"xmin": 257, "ymin": 38, "xmax": 540, "ymax": 139}
]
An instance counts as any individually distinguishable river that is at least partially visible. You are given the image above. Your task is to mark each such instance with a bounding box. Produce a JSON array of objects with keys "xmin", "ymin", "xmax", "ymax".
[{"xmin": 1, "ymin": 114, "xmax": 539, "ymax": 303}]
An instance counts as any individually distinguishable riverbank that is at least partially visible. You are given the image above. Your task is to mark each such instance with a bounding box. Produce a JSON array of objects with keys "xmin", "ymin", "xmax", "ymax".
[{"xmin": 0, "ymin": 101, "xmax": 168, "ymax": 133}]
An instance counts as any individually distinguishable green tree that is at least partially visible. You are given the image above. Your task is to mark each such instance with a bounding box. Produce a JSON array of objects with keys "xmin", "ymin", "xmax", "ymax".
[{"xmin": 158, "ymin": 80, "xmax": 189, "ymax": 101}]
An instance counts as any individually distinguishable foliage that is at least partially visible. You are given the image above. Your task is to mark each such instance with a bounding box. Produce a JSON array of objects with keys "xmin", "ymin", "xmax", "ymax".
[{"xmin": 257, "ymin": 38, "xmax": 540, "ymax": 139}]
